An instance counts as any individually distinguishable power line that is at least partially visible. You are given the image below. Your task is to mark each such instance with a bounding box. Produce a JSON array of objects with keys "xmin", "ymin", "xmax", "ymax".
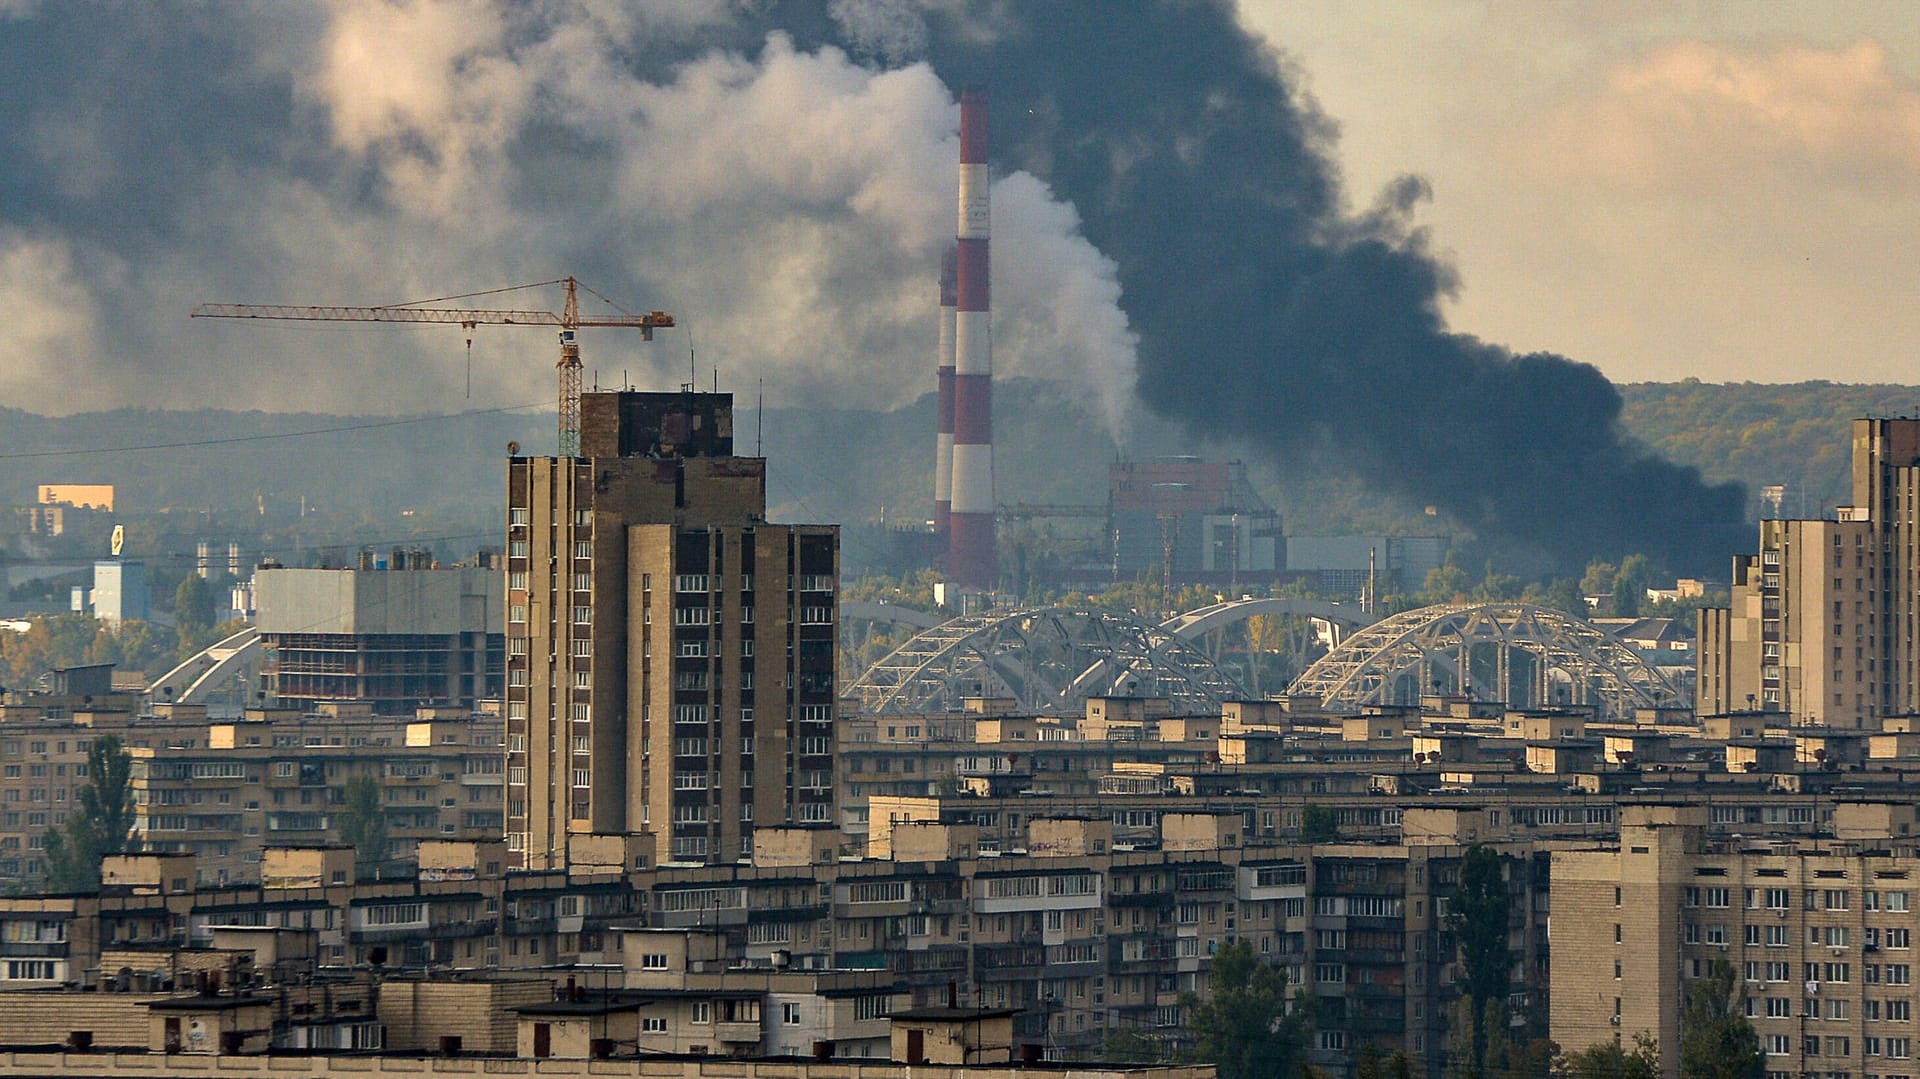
[{"xmin": 0, "ymin": 401, "xmax": 546, "ymax": 461}]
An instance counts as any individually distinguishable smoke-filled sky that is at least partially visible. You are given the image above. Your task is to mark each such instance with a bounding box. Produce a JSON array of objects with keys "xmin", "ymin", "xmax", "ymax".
[{"xmin": 1, "ymin": 1, "xmax": 1912, "ymax": 570}]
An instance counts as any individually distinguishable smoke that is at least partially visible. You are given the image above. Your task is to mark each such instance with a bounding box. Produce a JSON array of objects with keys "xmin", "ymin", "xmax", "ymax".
[
  {"xmin": 878, "ymin": 0, "xmax": 1746, "ymax": 572},
  {"xmin": 0, "ymin": 0, "xmax": 1747, "ymax": 569},
  {"xmin": 0, "ymin": 1, "xmax": 1135, "ymax": 434}
]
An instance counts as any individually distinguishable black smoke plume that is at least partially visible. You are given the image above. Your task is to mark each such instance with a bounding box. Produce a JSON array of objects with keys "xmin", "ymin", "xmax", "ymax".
[{"xmin": 762, "ymin": 0, "xmax": 1748, "ymax": 574}]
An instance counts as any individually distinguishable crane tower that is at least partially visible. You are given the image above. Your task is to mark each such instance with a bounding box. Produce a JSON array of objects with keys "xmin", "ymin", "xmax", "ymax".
[{"xmin": 192, "ymin": 277, "xmax": 673, "ymax": 456}]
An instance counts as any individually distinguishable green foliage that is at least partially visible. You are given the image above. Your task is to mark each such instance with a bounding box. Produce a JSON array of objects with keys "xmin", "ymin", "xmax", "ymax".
[
  {"xmin": 1610, "ymin": 555, "xmax": 1659, "ymax": 619},
  {"xmin": 44, "ymin": 734, "xmax": 136, "ymax": 893},
  {"xmin": 1102, "ymin": 1024, "xmax": 1174, "ymax": 1065},
  {"xmin": 1421, "ymin": 552, "xmax": 1474, "ymax": 605},
  {"xmin": 173, "ymin": 574, "xmax": 218, "ymax": 658},
  {"xmin": 337, "ymin": 772, "xmax": 389, "ymax": 881},
  {"xmin": 1679, "ymin": 959, "xmax": 1765, "ymax": 1079},
  {"xmin": 0, "ymin": 614, "xmax": 178, "ymax": 690},
  {"xmin": 1558, "ymin": 1034, "xmax": 1660, "ymax": 1079},
  {"xmin": 1179, "ymin": 940, "xmax": 1311, "ymax": 1079},
  {"xmin": 1450, "ymin": 845, "xmax": 1514, "ymax": 1021},
  {"xmin": 1522, "ymin": 578, "xmax": 1589, "ymax": 619},
  {"xmin": 1301, "ymin": 805, "xmax": 1341, "ymax": 843},
  {"xmin": 1618, "ymin": 380, "xmax": 1920, "ymax": 516}
]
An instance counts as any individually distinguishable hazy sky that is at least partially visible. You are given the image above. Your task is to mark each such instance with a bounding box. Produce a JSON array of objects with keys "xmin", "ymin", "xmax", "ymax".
[
  {"xmin": 0, "ymin": 1, "xmax": 1913, "ymax": 420},
  {"xmin": 1242, "ymin": 2, "xmax": 1920, "ymax": 385}
]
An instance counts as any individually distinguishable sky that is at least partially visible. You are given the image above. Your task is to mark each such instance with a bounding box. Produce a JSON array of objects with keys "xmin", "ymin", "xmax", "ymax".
[
  {"xmin": 1243, "ymin": 2, "xmax": 1920, "ymax": 386},
  {"xmin": 1, "ymin": 1, "xmax": 1911, "ymax": 424}
]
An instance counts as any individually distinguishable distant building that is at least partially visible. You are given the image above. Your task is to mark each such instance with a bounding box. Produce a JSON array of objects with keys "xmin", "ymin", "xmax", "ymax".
[
  {"xmin": 1698, "ymin": 418, "xmax": 1920, "ymax": 726},
  {"xmin": 37, "ymin": 484, "xmax": 114, "ymax": 511},
  {"xmin": 506, "ymin": 390, "xmax": 838, "ymax": 871},
  {"xmin": 253, "ymin": 565, "xmax": 503, "ymax": 715},
  {"xmin": 91, "ymin": 559, "xmax": 151, "ymax": 626},
  {"xmin": 1109, "ymin": 458, "xmax": 1279, "ymax": 584},
  {"xmin": 1284, "ymin": 534, "xmax": 1448, "ymax": 598}
]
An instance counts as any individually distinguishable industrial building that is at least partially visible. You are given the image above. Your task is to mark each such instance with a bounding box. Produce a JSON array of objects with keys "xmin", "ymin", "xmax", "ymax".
[
  {"xmin": 87, "ymin": 559, "xmax": 150, "ymax": 626},
  {"xmin": 1283, "ymin": 535, "xmax": 1449, "ymax": 600},
  {"xmin": 505, "ymin": 390, "xmax": 838, "ymax": 871},
  {"xmin": 253, "ymin": 563, "xmax": 503, "ymax": 715},
  {"xmin": 1698, "ymin": 418, "xmax": 1920, "ymax": 726},
  {"xmin": 1109, "ymin": 458, "xmax": 1281, "ymax": 586}
]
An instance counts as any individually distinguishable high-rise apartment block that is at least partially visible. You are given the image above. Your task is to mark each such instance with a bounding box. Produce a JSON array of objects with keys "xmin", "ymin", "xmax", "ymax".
[
  {"xmin": 1699, "ymin": 419, "xmax": 1920, "ymax": 726},
  {"xmin": 504, "ymin": 391, "xmax": 838, "ymax": 870}
]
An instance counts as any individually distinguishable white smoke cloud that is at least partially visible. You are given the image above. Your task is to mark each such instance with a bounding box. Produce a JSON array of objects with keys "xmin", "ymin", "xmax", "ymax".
[
  {"xmin": 0, "ymin": 231, "xmax": 106, "ymax": 406},
  {"xmin": 0, "ymin": 2, "xmax": 1138, "ymax": 436}
]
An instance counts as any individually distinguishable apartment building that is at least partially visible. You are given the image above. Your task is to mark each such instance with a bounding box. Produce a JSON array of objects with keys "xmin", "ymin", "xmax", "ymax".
[
  {"xmin": 1700, "ymin": 418, "xmax": 1920, "ymax": 726},
  {"xmin": 1555, "ymin": 804, "xmax": 1920, "ymax": 1079},
  {"xmin": 505, "ymin": 390, "xmax": 837, "ymax": 871}
]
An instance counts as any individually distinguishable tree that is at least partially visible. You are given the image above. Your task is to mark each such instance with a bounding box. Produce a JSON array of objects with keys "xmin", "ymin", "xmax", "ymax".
[
  {"xmin": 174, "ymin": 574, "xmax": 216, "ymax": 656},
  {"xmin": 1180, "ymin": 940, "xmax": 1311, "ymax": 1079},
  {"xmin": 337, "ymin": 772, "xmax": 389, "ymax": 881},
  {"xmin": 1679, "ymin": 959, "xmax": 1764, "ymax": 1079},
  {"xmin": 1522, "ymin": 578, "xmax": 1589, "ymax": 619},
  {"xmin": 1421, "ymin": 553, "xmax": 1474, "ymax": 606},
  {"xmin": 1301, "ymin": 804, "xmax": 1340, "ymax": 843},
  {"xmin": 1450, "ymin": 844, "xmax": 1513, "ymax": 1061},
  {"xmin": 1610, "ymin": 555, "xmax": 1659, "ymax": 619},
  {"xmin": 43, "ymin": 733, "xmax": 136, "ymax": 892},
  {"xmin": 1558, "ymin": 1034, "xmax": 1660, "ymax": 1079}
]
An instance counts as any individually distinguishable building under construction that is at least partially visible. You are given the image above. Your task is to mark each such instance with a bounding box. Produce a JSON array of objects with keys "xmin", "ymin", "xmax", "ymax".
[{"xmin": 253, "ymin": 563, "xmax": 504, "ymax": 715}]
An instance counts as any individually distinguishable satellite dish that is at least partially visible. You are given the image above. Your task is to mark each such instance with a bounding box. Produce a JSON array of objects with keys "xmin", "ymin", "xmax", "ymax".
[{"xmin": 507, "ymin": 441, "xmax": 520, "ymax": 456}]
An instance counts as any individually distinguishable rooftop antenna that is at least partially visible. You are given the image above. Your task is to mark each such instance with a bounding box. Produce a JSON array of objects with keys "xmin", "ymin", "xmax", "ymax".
[
  {"xmin": 756, "ymin": 377, "xmax": 764, "ymax": 458},
  {"xmin": 688, "ymin": 327, "xmax": 696, "ymax": 391}
]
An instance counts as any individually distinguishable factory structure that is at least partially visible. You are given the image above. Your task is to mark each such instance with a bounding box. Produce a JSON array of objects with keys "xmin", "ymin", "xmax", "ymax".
[{"xmin": 932, "ymin": 90, "xmax": 997, "ymax": 592}]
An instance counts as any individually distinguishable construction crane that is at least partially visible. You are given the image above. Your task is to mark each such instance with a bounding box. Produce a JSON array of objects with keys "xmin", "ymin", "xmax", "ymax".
[{"xmin": 192, "ymin": 277, "xmax": 674, "ymax": 456}]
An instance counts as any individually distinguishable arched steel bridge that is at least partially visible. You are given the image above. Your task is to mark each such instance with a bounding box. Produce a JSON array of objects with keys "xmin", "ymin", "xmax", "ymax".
[
  {"xmin": 845, "ymin": 598, "xmax": 1375, "ymax": 716},
  {"xmin": 1287, "ymin": 601, "xmax": 1681, "ymax": 720}
]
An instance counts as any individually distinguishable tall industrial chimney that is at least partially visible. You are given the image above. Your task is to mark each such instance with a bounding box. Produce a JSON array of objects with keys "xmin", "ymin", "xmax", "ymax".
[
  {"xmin": 933, "ymin": 245, "xmax": 957, "ymax": 539},
  {"xmin": 947, "ymin": 90, "xmax": 995, "ymax": 589}
]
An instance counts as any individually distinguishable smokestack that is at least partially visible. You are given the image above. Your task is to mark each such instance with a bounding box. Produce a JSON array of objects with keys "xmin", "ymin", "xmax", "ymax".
[
  {"xmin": 947, "ymin": 89, "xmax": 995, "ymax": 589},
  {"xmin": 934, "ymin": 245, "xmax": 957, "ymax": 538}
]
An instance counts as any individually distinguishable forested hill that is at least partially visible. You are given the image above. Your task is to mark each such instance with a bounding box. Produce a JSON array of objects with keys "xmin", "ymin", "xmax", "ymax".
[{"xmin": 1617, "ymin": 382, "xmax": 1920, "ymax": 518}]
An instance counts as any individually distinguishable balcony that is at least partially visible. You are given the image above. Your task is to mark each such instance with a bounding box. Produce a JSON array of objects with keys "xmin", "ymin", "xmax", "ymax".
[{"xmin": 714, "ymin": 1021, "xmax": 762, "ymax": 1044}]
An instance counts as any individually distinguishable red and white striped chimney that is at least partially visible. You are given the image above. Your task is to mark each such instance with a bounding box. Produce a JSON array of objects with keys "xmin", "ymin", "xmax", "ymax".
[
  {"xmin": 934, "ymin": 244, "xmax": 957, "ymax": 539},
  {"xmin": 947, "ymin": 90, "xmax": 995, "ymax": 589}
]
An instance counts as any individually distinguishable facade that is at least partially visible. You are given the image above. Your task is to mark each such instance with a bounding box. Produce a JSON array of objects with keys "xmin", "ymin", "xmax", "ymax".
[
  {"xmin": 254, "ymin": 565, "xmax": 504, "ymax": 715},
  {"xmin": 1109, "ymin": 459, "xmax": 1280, "ymax": 585},
  {"xmin": 91, "ymin": 560, "xmax": 150, "ymax": 626},
  {"xmin": 1699, "ymin": 418, "xmax": 1920, "ymax": 726},
  {"xmin": 505, "ymin": 391, "xmax": 838, "ymax": 871},
  {"xmin": 1555, "ymin": 805, "xmax": 1920, "ymax": 1079}
]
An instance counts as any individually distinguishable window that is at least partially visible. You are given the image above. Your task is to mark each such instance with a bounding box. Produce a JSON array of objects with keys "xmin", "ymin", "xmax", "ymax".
[
  {"xmin": 1766, "ymin": 1035, "xmax": 1791, "ymax": 1056},
  {"xmin": 641, "ymin": 1018, "xmax": 667, "ymax": 1034},
  {"xmin": 782, "ymin": 1003, "xmax": 802, "ymax": 1025},
  {"xmin": 640, "ymin": 954, "xmax": 669, "ymax": 970}
]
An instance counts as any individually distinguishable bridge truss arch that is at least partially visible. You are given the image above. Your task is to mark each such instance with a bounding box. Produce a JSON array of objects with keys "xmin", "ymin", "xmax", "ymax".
[
  {"xmin": 1287, "ymin": 602, "xmax": 1680, "ymax": 720},
  {"xmin": 846, "ymin": 607, "xmax": 1247, "ymax": 716}
]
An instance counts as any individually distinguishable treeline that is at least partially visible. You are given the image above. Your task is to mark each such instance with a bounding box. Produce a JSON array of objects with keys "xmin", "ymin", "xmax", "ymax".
[{"xmin": 1619, "ymin": 380, "xmax": 1920, "ymax": 516}]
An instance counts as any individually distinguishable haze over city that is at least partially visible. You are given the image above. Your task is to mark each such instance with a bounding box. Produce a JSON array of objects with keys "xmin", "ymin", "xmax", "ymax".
[{"xmin": 6, "ymin": 7, "xmax": 1920, "ymax": 1078}]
